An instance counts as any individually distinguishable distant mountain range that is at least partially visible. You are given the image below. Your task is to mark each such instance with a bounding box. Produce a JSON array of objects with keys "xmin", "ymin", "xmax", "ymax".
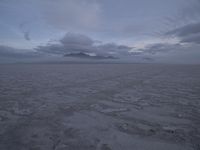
[{"xmin": 64, "ymin": 52, "xmax": 118, "ymax": 59}]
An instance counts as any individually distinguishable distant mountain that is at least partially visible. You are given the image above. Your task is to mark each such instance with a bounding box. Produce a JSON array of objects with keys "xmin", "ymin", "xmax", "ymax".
[{"xmin": 64, "ymin": 52, "xmax": 118, "ymax": 59}]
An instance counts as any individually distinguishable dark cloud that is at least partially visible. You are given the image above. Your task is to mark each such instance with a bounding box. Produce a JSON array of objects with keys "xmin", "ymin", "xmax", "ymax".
[
  {"xmin": 181, "ymin": 33, "xmax": 200, "ymax": 44},
  {"xmin": 61, "ymin": 33, "xmax": 94, "ymax": 46},
  {"xmin": 0, "ymin": 45, "xmax": 40, "ymax": 58},
  {"xmin": 19, "ymin": 22, "xmax": 31, "ymax": 41},
  {"xmin": 132, "ymin": 42, "xmax": 200, "ymax": 64},
  {"xmin": 24, "ymin": 31, "xmax": 31, "ymax": 41},
  {"xmin": 36, "ymin": 33, "xmax": 132, "ymax": 57},
  {"xmin": 96, "ymin": 43, "xmax": 132, "ymax": 56},
  {"xmin": 60, "ymin": 33, "xmax": 94, "ymax": 52},
  {"xmin": 36, "ymin": 44, "xmax": 66, "ymax": 55},
  {"xmin": 137, "ymin": 43, "xmax": 182, "ymax": 55},
  {"xmin": 64, "ymin": 52, "xmax": 118, "ymax": 59},
  {"xmin": 166, "ymin": 22, "xmax": 200, "ymax": 37},
  {"xmin": 36, "ymin": 33, "xmax": 95, "ymax": 54},
  {"xmin": 165, "ymin": 22, "xmax": 200, "ymax": 44}
]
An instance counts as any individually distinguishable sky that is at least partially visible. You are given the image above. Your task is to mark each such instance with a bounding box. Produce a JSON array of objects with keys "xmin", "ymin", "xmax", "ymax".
[{"xmin": 0, "ymin": 0, "xmax": 200, "ymax": 63}]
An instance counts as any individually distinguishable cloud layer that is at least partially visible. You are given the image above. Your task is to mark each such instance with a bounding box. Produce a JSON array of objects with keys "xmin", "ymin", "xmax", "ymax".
[
  {"xmin": 166, "ymin": 22, "xmax": 200, "ymax": 44},
  {"xmin": 137, "ymin": 43, "xmax": 182, "ymax": 55},
  {"xmin": 36, "ymin": 33, "xmax": 132, "ymax": 57},
  {"xmin": 0, "ymin": 45, "xmax": 39, "ymax": 58},
  {"xmin": 1, "ymin": 0, "xmax": 200, "ymax": 63}
]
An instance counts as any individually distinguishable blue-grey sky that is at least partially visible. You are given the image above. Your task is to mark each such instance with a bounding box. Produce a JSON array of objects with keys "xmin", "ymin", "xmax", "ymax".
[{"xmin": 0, "ymin": 0, "xmax": 200, "ymax": 63}]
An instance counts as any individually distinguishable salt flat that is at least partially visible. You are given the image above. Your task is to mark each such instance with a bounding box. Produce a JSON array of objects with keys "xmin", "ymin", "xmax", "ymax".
[{"xmin": 0, "ymin": 64, "xmax": 200, "ymax": 150}]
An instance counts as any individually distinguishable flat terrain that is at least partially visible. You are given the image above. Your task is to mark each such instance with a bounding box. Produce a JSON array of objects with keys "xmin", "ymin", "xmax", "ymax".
[{"xmin": 0, "ymin": 64, "xmax": 200, "ymax": 150}]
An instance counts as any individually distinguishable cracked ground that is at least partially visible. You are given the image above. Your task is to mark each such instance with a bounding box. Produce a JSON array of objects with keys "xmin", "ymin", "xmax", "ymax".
[{"xmin": 0, "ymin": 64, "xmax": 200, "ymax": 150}]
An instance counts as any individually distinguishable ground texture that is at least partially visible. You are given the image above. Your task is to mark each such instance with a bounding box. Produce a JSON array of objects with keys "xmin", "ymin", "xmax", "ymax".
[{"xmin": 0, "ymin": 64, "xmax": 200, "ymax": 150}]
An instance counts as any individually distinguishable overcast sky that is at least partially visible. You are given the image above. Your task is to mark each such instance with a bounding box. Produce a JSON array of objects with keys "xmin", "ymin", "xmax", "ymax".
[{"xmin": 0, "ymin": 0, "xmax": 200, "ymax": 63}]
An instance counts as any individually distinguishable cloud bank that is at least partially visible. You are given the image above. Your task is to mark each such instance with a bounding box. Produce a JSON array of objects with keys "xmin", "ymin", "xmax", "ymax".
[{"xmin": 36, "ymin": 33, "xmax": 133, "ymax": 57}]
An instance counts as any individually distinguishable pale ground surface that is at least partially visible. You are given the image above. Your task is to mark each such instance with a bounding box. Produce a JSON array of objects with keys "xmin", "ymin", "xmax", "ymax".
[{"xmin": 0, "ymin": 64, "xmax": 200, "ymax": 150}]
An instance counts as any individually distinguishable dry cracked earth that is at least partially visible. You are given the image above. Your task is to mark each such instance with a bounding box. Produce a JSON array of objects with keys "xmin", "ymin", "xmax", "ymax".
[{"xmin": 0, "ymin": 64, "xmax": 200, "ymax": 150}]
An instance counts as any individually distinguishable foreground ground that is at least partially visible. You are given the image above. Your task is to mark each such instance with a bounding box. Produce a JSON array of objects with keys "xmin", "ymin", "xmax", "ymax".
[{"xmin": 0, "ymin": 64, "xmax": 200, "ymax": 150}]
